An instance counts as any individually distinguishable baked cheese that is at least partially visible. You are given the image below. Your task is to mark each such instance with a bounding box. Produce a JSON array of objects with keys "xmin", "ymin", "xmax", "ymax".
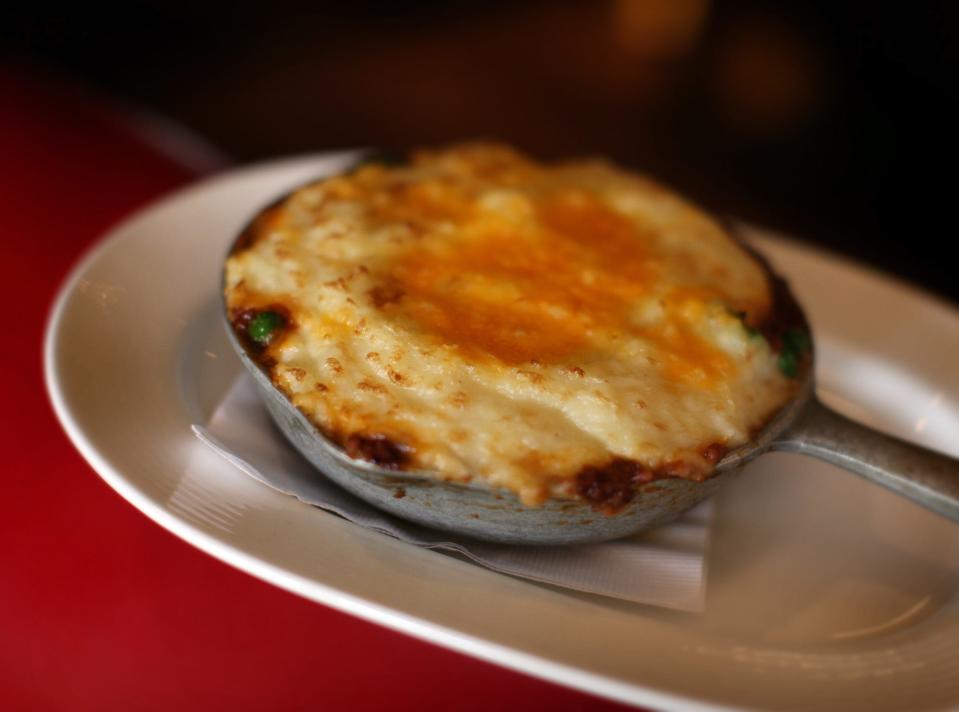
[{"xmin": 224, "ymin": 144, "xmax": 798, "ymax": 507}]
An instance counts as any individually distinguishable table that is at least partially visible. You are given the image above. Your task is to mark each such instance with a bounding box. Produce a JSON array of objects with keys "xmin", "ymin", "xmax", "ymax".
[{"xmin": 1, "ymin": 64, "xmax": 631, "ymax": 711}]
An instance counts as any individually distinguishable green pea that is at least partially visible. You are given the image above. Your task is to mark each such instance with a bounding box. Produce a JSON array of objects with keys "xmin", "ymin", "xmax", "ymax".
[
  {"xmin": 783, "ymin": 328, "xmax": 811, "ymax": 354},
  {"xmin": 778, "ymin": 350, "xmax": 799, "ymax": 378},
  {"xmin": 248, "ymin": 311, "xmax": 285, "ymax": 346},
  {"xmin": 777, "ymin": 327, "xmax": 810, "ymax": 378}
]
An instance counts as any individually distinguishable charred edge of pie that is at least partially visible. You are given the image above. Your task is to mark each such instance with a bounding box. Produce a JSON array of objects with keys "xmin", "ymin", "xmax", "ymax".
[
  {"xmin": 229, "ymin": 303, "xmax": 294, "ymax": 360},
  {"xmin": 719, "ymin": 218, "xmax": 813, "ymax": 378},
  {"xmin": 342, "ymin": 433, "xmax": 411, "ymax": 470},
  {"xmin": 285, "ymin": 403, "xmax": 416, "ymax": 473},
  {"xmin": 575, "ymin": 459, "xmax": 654, "ymax": 515},
  {"xmin": 701, "ymin": 442, "xmax": 728, "ymax": 464},
  {"xmin": 575, "ymin": 442, "xmax": 728, "ymax": 515},
  {"xmin": 759, "ymin": 272, "xmax": 809, "ymax": 349}
]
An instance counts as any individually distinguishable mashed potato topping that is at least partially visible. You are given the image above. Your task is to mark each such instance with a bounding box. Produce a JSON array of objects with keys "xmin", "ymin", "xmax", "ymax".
[{"xmin": 225, "ymin": 144, "xmax": 797, "ymax": 507}]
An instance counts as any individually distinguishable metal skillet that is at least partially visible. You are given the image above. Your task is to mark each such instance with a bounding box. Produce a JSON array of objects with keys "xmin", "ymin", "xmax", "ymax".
[{"xmin": 224, "ymin": 187, "xmax": 959, "ymax": 546}]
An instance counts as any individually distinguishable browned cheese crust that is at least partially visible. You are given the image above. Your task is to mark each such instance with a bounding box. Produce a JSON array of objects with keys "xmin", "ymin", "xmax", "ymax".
[{"xmin": 225, "ymin": 144, "xmax": 807, "ymax": 511}]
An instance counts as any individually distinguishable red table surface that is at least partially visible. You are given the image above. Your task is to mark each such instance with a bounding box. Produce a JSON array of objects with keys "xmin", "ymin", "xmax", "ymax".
[{"xmin": 1, "ymin": 66, "xmax": 635, "ymax": 711}]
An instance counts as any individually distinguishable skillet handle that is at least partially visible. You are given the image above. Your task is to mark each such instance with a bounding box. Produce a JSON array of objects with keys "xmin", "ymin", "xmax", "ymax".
[{"xmin": 771, "ymin": 396, "xmax": 959, "ymax": 521}]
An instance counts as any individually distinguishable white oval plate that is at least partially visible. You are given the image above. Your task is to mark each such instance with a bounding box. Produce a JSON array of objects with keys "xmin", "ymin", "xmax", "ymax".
[{"xmin": 45, "ymin": 155, "xmax": 959, "ymax": 712}]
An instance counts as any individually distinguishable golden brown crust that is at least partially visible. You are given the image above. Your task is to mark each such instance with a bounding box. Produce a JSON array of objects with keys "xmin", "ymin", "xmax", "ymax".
[
  {"xmin": 342, "ymin": 433, "xmax": 411, "ymax": 470},
  {"xmin": 225, "ymin": 143, "xmax": 803, "ymax": 508}
]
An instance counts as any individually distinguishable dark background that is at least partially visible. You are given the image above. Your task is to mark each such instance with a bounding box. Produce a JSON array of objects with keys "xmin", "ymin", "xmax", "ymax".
[{"xmin": 5, "ymin": 0, "xmax": 957, "ymax": 304}]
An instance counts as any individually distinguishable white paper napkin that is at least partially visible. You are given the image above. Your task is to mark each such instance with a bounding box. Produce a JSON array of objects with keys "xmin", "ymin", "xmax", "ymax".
[{"xmin": 193, "ymin": 375, "xmax": 713, "ymax": 611}]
